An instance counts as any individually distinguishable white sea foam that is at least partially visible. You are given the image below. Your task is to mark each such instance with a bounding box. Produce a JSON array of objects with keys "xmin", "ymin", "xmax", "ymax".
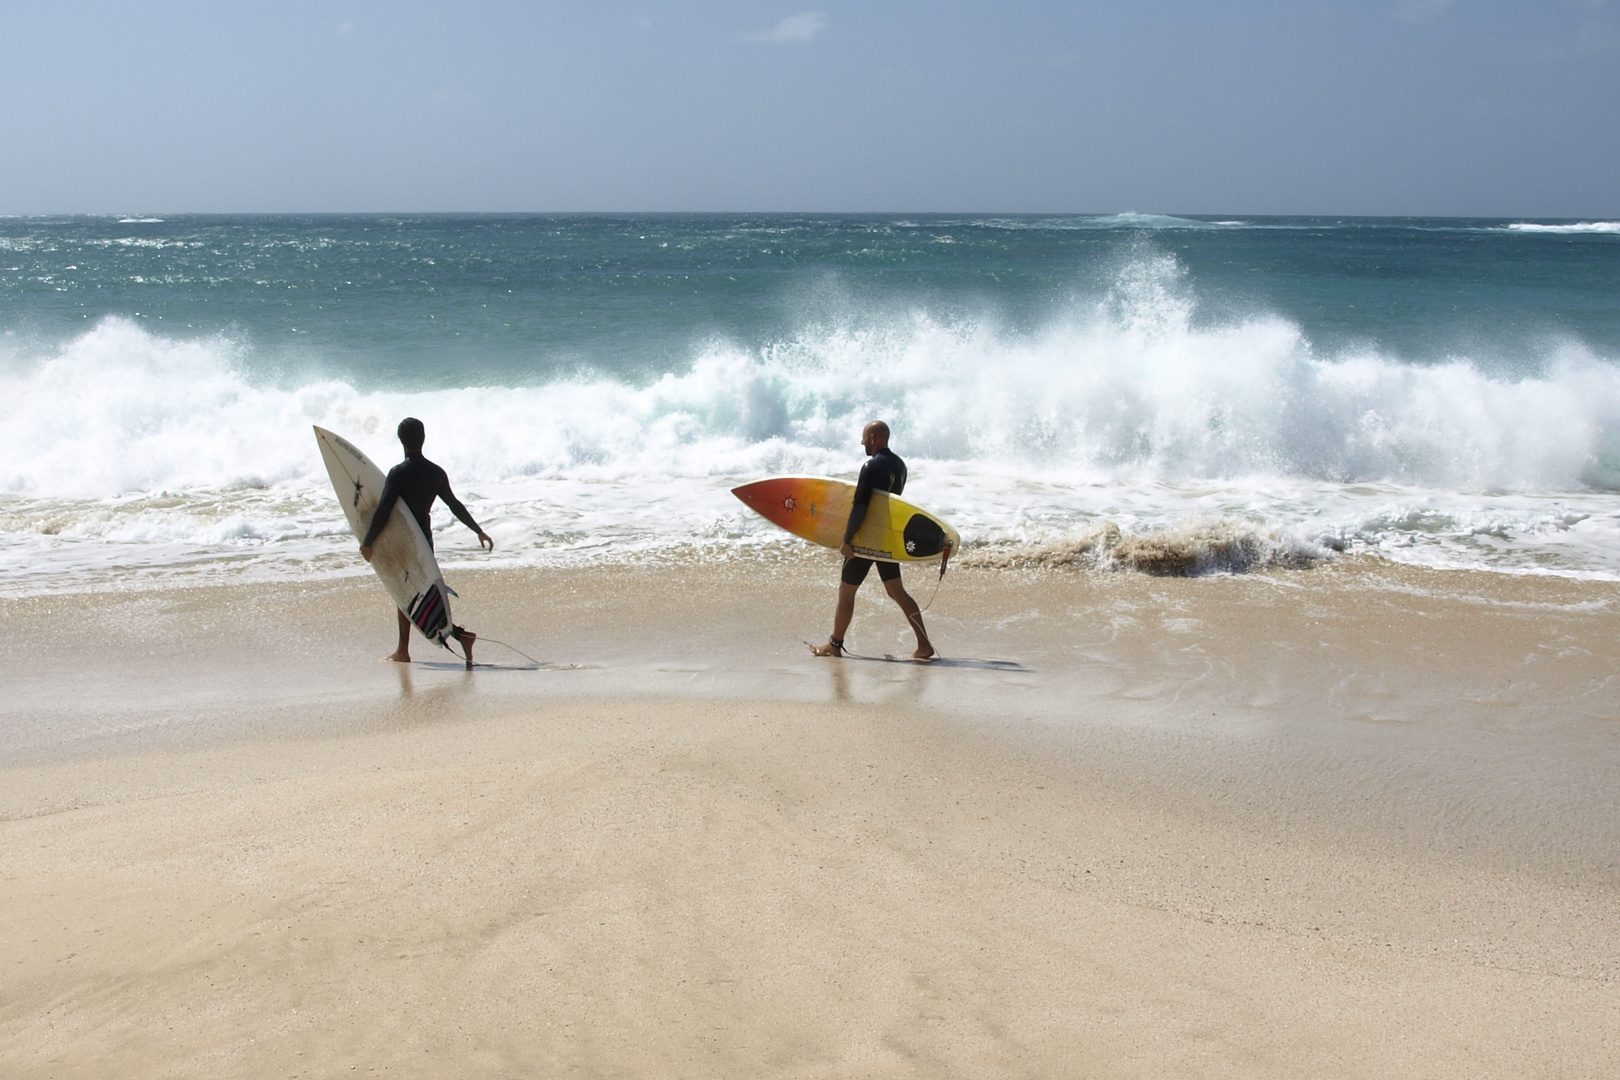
[
  {"xmin": 4, "ymin": 254, "xmax": 1620, "ymax": 592},
  {"xmin": 1078, "ymin": 213, "xmax": 1235, "ymax": 230},
  {"xmin": 1506, "ymin": 222, "xmax": 1620, "ymax": 235}
]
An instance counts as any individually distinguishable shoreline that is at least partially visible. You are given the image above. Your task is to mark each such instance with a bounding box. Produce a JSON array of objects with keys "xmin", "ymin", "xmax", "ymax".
[{"xmin": 4, "ymin": 558, "xmax": 1619, "ymax": 1074}]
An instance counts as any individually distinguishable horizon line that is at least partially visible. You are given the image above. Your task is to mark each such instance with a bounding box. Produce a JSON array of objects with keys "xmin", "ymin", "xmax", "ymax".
[{"xmin": 4, "ymin": 209, "xmax": 1618, "ymax": 221}]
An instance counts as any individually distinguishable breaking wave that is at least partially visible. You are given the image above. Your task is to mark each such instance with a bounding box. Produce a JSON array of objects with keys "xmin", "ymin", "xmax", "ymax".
[
  {"xmin": 4, "ymin": 249, "xmax": 1620, "ymax": 589},
  {"xmin": 5, "ymin": 255, "xmax": 1620, "ymax": 499}
]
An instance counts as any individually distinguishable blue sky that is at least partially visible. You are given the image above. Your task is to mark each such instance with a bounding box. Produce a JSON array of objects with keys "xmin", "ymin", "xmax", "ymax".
[{"xmin": 3, "ymin": 1, "xmax": 1616, "ymax": 214}]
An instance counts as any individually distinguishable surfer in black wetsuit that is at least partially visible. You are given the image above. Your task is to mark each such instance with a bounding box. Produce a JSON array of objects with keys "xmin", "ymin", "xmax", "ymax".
[
  {"xmin": 359, "ymin": 417, "xmax": 493, "ymax": 668},
  {"xmin": 811, "ymin": 421, "xmax": 936, "ymax": 661}
]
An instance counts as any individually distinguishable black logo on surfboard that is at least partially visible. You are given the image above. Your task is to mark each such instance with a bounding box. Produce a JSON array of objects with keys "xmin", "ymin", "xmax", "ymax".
[{"xmin": 902, "ymin": 514, "xmax": 946, "ymax": 558}]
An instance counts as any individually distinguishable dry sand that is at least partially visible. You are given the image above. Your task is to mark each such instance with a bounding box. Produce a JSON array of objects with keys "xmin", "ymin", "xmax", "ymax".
[{"xmin": 3, "ymin": 557, "xmax": 1618, "ymax": 1077}]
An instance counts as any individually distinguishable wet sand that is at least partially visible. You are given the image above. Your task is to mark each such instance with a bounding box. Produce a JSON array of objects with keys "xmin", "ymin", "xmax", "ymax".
[{"xmin": 3, "ymin": 557, "xmax": 1618, "ymax": 1076}]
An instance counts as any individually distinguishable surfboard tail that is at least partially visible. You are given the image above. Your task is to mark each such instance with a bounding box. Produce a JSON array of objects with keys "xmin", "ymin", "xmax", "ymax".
[{"xmin": 408, "ymin": 584, "xmax": 451, "ymax": 641}]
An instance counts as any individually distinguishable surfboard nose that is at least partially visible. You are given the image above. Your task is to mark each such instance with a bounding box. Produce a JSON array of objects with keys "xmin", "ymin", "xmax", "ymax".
[
  {"xmin": 732, "ymin": 478, "xmax": 811, "ymax": 533},
  {"xmin": 731, "ymin": 479, "xmax": 783, "ymax": 508}
]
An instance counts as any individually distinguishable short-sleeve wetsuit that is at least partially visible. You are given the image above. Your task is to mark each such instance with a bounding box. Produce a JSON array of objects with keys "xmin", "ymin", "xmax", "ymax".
[
  {"xmin": 840, "ymin": 446, "xmax": 907, "ymax": 587},
  {"xmin": 360, "ymin": 452, "xmax": 483, "ymax": 551}
]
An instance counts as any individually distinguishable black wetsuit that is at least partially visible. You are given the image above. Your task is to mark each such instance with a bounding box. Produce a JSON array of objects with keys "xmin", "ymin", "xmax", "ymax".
[
  {"xmin": 840, "ymin": 446, "xmax": 907, "ymax": 587},
  {"xmin": 360, "ymin": 452, "xmax": 482, "ymax": 551}
]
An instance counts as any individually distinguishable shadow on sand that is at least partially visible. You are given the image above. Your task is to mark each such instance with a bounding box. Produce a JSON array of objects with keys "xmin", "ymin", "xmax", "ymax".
[{"xmin": 844, "ymin": 652, "xmax": 1032, "ymax": 672}]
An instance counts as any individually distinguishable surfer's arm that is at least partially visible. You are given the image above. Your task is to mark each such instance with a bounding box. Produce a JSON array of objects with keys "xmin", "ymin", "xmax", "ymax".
[
  {"xmin": 842, "ymin": 464, "xmax": 876, "ymax": 546},
  {"xmin": 439, "ymin": 481, "xmax": 493, "ymax": 552},
  {"xmin": 360, "ymin": 474, "xmax": 403, "ymax": 550}
]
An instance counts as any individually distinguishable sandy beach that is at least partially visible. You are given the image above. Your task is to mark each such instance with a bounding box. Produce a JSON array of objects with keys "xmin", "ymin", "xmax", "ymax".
[{"xmin": 3, "ymin": 556, "xmax": 1619, "ymax": 1077}]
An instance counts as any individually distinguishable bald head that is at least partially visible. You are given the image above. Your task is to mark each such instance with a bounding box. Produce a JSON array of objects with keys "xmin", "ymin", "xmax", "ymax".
[{"xmin": 861, "ymin": 421, "xmax": 890, "ymax": 454}]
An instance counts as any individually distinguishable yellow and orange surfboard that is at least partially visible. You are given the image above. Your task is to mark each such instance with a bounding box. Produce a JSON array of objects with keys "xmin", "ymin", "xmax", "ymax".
[{"xmin": 732, "ymin": 477, "xmax": 959, "ymax": 564}]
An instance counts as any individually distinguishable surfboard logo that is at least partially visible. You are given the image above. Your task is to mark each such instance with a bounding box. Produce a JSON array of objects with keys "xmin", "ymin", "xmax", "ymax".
[
  {"xmin": 408, "ymin": 584, "xmax": 449, "ymax": 639},
  {"xmin": 784, "ymin": 496, "xmax": 796, "ymax": 510},
  {"xmin": 901, "ymin": 514, "xmax": 945, "ymax": 558}
]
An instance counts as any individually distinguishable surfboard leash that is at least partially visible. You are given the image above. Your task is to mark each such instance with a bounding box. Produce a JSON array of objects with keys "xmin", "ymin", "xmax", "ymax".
[
  {"xmin": 913, "ymin": 540, "xmax": 952, "ymax": 613},
  {"xmin": 917, "ymin": 570, "xmax": 945, "ymax": 613},
  {"xmin": 475, "ymin": 636, "xmax": 547, "ymax": 667}
]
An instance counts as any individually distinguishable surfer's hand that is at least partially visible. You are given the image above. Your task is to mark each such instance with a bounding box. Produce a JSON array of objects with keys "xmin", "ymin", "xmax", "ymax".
[
  {"xmin": 360, "ymin": 544, "xmax": 374, "ymax": 562},
  {"xmin": 839, "ymin": 542, "xmax": 854, "ymax": 559},
  {"xmin": 478, "ymin": 531, "xmax": 494, "ymax": 553}
]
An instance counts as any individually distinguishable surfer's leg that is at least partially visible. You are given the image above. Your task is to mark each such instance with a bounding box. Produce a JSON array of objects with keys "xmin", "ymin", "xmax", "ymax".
[
  {"xmin": 387, "ymin": 609, "xmax": 412, "ymax": 663},
  {"xmin": 830, "ymin": 562, "xmax": 871, "ymax": 647},
  {"xmin": 451, "ymin": 625, "xmax": 477, "ymax": 670},
  {"xmin": 882, "ymin": 570, "xmax": 934, "ymax": 660},
  {"xmin": 811, "ymin": 579, "xmax": 861, "ymax": 656}
]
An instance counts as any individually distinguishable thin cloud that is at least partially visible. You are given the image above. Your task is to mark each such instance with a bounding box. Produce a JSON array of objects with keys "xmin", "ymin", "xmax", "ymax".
[{"xmin": 738, "ymin": 11, "xmax": 827, "ymax": 43}]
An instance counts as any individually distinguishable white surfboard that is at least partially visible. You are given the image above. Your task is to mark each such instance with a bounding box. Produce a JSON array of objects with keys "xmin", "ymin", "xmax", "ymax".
[{"xmin": 314, "ymin": 426, "xmax": 457, "ymax": 650}]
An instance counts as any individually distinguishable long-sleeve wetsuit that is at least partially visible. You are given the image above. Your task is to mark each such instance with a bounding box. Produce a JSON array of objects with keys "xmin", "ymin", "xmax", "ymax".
[
  {"xmin": 361, "ymin": 452, "xmax": 482, "ymax": 550},
  {"xmin": 842, "ymin": 446, "xmax": 907, "ymax": 545}
]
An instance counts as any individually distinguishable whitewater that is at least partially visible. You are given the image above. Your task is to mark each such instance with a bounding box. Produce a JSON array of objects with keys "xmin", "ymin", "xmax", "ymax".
[{"xmin": 2, "ymin": 214, "xmax": 1618, "ymax": 593}]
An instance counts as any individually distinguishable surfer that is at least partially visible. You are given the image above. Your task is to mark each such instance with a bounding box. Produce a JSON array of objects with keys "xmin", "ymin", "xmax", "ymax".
[
  {"xmin": 811, "ymin": 421, "xmax": 936, "ymax": 661},
  {"xmin": 359, "ymin": 417, "xmax": 494, "ymax": 668}
]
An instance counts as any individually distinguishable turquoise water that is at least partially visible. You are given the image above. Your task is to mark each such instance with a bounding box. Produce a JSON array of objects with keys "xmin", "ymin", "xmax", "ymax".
[
  {"xmin": 6, "ymin": 214, "xmax": 1618, "ymax": 385},
  {"xmin": 2, "ymin": 213, "xmax": 1619, "ymax": 590}
]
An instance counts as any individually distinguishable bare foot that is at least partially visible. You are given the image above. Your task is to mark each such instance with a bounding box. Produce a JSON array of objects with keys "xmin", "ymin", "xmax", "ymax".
[
  {"xmin": 810, "ymin": 639, "xmax": 844, "ymax": 657},
  {"xmin": 455, "ymin": 629, "xmax": 477, "ymax": 670},
  {"xmin": 385, "ymin": 650, "xmax": 411, "ymax": 663},
  {"xmin": 911, "ymin": 646, "xmax": 936, "ymax": 661}
]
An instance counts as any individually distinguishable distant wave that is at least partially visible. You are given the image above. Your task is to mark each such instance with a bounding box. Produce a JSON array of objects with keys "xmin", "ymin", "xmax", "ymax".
[
  {"xmin": 116, "ymin": 217, "xmax": 165, "ymax": 224},
  {"xmin": 960, "ymin": 213, "xmax": 1251, "ymax": 232},
  {"xmin": 1079, "ymin": 213, "xmax": 1238, "ymax": 230},
  {"xmin": 1506, "ymin": 222, "xmax": 1620, "ymax": 235}
]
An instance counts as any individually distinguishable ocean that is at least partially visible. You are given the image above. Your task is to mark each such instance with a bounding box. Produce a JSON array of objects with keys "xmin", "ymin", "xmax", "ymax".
[{"xmin": 2, "ymin": 212, "xmax": 1618, "ymax": 594}]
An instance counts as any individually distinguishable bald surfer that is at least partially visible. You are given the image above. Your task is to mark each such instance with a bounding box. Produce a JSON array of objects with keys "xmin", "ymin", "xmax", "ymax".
[
  {"xmin": 811, "ymin": 421, "xmax": 936, "ymax": 661},
  {"xmin": 360, "ymin": 417, "xmax": 493, "ymax": 667}
]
